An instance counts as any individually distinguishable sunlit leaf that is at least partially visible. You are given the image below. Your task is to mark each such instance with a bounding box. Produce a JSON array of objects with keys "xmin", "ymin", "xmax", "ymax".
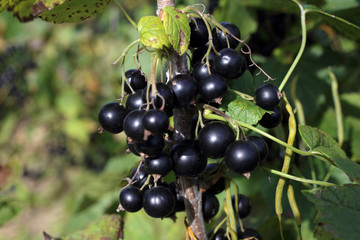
[{"xmin": 138, "ymin": 16, "xmax": 171, "ymax": 50}]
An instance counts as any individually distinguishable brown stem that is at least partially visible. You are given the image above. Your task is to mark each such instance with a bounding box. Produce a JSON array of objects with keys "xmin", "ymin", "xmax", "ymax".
[{"xmin": 156, "ymin": 1, "xmax": 207, "ymax": 239}]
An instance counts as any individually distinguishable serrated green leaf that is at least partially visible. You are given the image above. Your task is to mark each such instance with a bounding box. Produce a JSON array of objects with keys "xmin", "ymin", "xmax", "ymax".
[
  {"xmin": 220, "ymin": 92, "xmax": 268, "ymax": 125},
  {"xmin": 302, "ymin": 185, "xmax": 360, "ymax": 240},
  {"xmin": 138, "ymin": 16, "xmax": 171, "ymax": 50},
  {"xmin": 159, "ymin": 6, "xmax": 190, "ymax": 55},
  {"xmin": 299, "ymin": 125, "xmax": 360, "ymax": 182},
  {"xmin": 227, "ymin": 70, "xmax": 255, "ymax": 95},
  {"xmin": 38, "ymin": 0, "xmax": 110, "ymax": 23}
]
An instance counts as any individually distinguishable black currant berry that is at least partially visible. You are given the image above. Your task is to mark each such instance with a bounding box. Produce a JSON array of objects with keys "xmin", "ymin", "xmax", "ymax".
[
  {"xmin": 142, "ymin": 109, "xmax": 169, "ymax": 135},
  {"xmin": 191, "ymin": 44, "xmax": 216, "ymax": 66},
  {"xmin": 144, "ymin": 153, "xmax": 172, "ymax": 176},
  {"xmin": 192, "ymin": 62, "xmax": 212, "ymax": 82},
  {"xmin": 202, "ymin": 193, "xmax": 219, "ymax": 222},
  {"xmin": 212, "ymin": 22, "xmax": 241, "ymax": 50},
  {"xmin": 208, "ymin": 228, "xmax": 228, "ymax": 240},
  {"xmin": 130, "ymin": 163, "xmax": 153, "ymax": 188},
  {"xmin": 123, "ymin": 69, "xmax": 147, "ymax": 93},
  {"xmin": 224, "ymin": 140, "xmax": 260, "ymax": 174},
  {"xmin": 238, "ymin": 228, "xmax": 262, "ymax": 240},
  {"xmin": 198, "ymin": 121, "xmax": 235, "ymax": 158},
  {"xmin": 123, "ymin": 109, "xmax": 145, "ymax": 142},
  {"xmin": 198, "ymin": 74, "xmax": 228, "ymax": 103},
  {"xmin": 214, "ymin": 48, "xmax": 246, "ymax": 79},
  {"xmin": 189, "ymin": 17, "xmax": 209, "ymax": 48},
  {"xmin": 231, "ymin": 194, "xmax": 252, "ymax": 219},
  {"xmin": 204, "ymin": 164, "xmax": 225, "ymax": 195},
  {"xmin": 127, "ymin": 137, "xmax": 140, "ymax": 156},
  {"xmin": 119, "ymin": 186, "xmax": 143, "ymax": 212},
  {"xmin": 254, "ymin": 83, "xmax": 281, "ymax": 110},
  {"xmin": 246, "ymin": 136, "xmax": 268, "ymax": 161},
  {"xmin": 170, "ymin": 181, "xmax": 185, "ymax": 212},
  {"xmin": 142, "ymin": 82, "xmax": 174, "ymax": 115},
  {"xmin": 168, "ymin": 74, "xmax": 198, "ymax": 108},
  {"xmin": 171, "ymin": 140, "xmax": 207, "ymax": 176},
  {"xmin": 126, "ymin": 89, "xmax": 145, "ymax": 112},
  {"xmin": 142, "ymin": 186, "xmax": 175, "ymax": 218},
  {"xmin": 98, "ymin": 102, "xmax": 127, "ymax": 134},
  {"xmin": 259, "ymin": 106, "xmax": 282, "ymax": 129},
  {"xmin": 134, "ymin": 135, "xmax": 165, "ymax": 158}
]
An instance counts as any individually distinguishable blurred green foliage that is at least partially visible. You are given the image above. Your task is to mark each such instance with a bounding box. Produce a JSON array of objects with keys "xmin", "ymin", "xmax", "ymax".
[{"xmin": 0, "ymin": 0, "xmax": 359, "ymax": 239}]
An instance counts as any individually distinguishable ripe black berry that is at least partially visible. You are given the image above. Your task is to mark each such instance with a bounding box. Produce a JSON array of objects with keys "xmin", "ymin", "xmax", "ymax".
[
  {"xmin": 127, "ymin": 138, "xmax": 140, "ymax": 156},
  {"xmin": 246, "ymin": 136, "xmax": 268, "ymax": 161},
  {"xmin": 171, "ymin": 140, "xmax": 207, "ymax": 176},
  {"xmin": 202, "ymin": 193, "xmax": 219, "ymax": 222},
  {"xmin": 204, "ymin": 164, "xmax": 225, "ymax": 195},
  {"xmin": 231, "ymin": 194, "xmax": 252, "ymax": 219},
  {"xmin": 130, "ymin": 163, "xmax": 153, "ymax": 188},
  {"xmin": 142, "ymin": 109, "xmax": 169, "ymax": 135},
  {"xmin": 170, "ymin": 181, "xmax": 185, "ymax": 212},
  {"xmin": 189, "ymin": 18, "xmax": 209, "ymax": 48},
  {"xmin": 123, "ymin": 109, "xmax": 145, "ymax": 142},
  {"xmin": 224, "ymin": 140, "xmax": 260, "ymax": 174},
  {"xmin": 198, "ymin": 121, "xmax": 235, "ymax": 159},
  {"xmin": 238, "ymin": 228, "xmax": 262, "ymax": 240},
  {"xmin": 208, "ymin": 228, "xmax": 228, "ymax": 240},
  {"xmin": 259, "ymin": 106, "xmax": 282, "ymax": 129},
  {"xmin": 254, "ymin": 83, "xmax": 281, "ymax": 110},
  {"xmin": 126, "ymin": 89, "xmax": 145, "ymax": 112},
  {"xmin": 119, "ymin": 186, "xmax": 143, "ymax": 212},
  {"xmin": 212, "ymin": 22, "xmax": 241, "ymax": 50},
  {"xmin": 192, "ymin": 62, "xmax": 212, "ymax": 82},
  {"xmin": 98, "ymin": 102, "xmax": 127, "ymax": 134},
  {"xmin": 214, "ymin": 48, "xmax": 246, "ymax": 79},
  {"xmin": 142, "ymin": 82, "xmax": 174, "ymax": 115},
  {"xmin": 142, "ymin": 186, "xmax": 175, "ymax": 218},
  {"xmin": 198, "ymin": 74, "xmax": 228, "ymax": 103},
  {"xmin": 134, "ymin": 135, "xmax": 165, "ymax": 158},
  {"xmin": 191, "ymin": 44, "xmax": 216, "ymax": 66},
  {"xmin": 168, "ymin": 74, "xmax": 198, "ymax": 107},
  {"xmin": 123, "ymin": 69, "xmax": 147, "ymax": 93},
  {"xmin": 144, "ymin": 153, "xmax": 172, "ymax": 176}
]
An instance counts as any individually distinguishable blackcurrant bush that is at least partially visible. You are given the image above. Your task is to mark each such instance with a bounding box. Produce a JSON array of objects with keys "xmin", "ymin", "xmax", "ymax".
[
  {"xmin": 254, "ymin": 83, "xmax": 281, "ymax": 110},
  {"xmin": 231, "ymin": 194, "xmax": 252, "ymax": 219},
  {"xmin": 192, "ymin": 62, "xmax": 212, "ymax": 82},
  {"xmin": 144, "ymin": 153, "xmax": 172, "ymax": 176},
  {"xmin": 134, "ymin": 135, "xmax": 165, "ymax": 158},
  {"xmin": 168, "ymin": 74, "xmax": 198, "ymax": 108},
  {"xmin": 142, "ymin": 109, "xmax": 169, "ymax": 135},
  {"xmin": 224, "ymin": 140, "xmax": 260, "ymax": 174},
  {"xmin": 189, "ymin": 17, "xmax": 209, "ymax": 48},
  {"xmin": 238, "ymin": 228, "xmax": 262, "ymax": 240},
  {"xmin": 142, "ymin": 186, "xmax": 175, "ymax": 218},
  {"xmin": 208, "ymin": 228, "xmax": 228, "ymax": 240},
  {"xmin": 123, "ymin": 109, "xmax": 146, "ymax": 142},
  {"xmin": 212, "ymin": 22, "xmax": 241, "ymax": 50},
  {"xmin": 202, "ymin": 193, "xmax": 219, "ymax": 222},
  {"xmin": 142, "ymin": 82, "xmax": 174, "ymax": 115},
  {"xmin": 130, "ymin": 163, "xmax": 153, "ymax": 188},
  {"xmin": 198, "ymin": 74, "xmax": 228, "ymax": 103},
  {"xmin": 213, "ymin": 48, "xmax": 246, "ymax": 79},
  {"xmin": 170, "ymin": 181, "xmax": 185, "ymax": 212},
  {"xmin": 126, "ymin": 89, "xmax": 145, "ymax": 112},
  {"xmin": 198, "ymin": 121, "xmax": 235, "ymax": 158},
  {"xmin": 246, "ymin": 136, "xmax": 268, "ymax": 161},
  {"xmin": 123, "ymin": 69, "xmax": 147, "ymax": 93},
  {"xmin": 98, "ymin": 102, "xmax": 127, "ymax": 134},
  {"xmin": 191, "ymin": 44, "xmax": 216, "ymax": 66},
  {"xmin": 259, "ymin": 106, "xmax": 282, "ymax": 129},
  {"xmin": 171, "ymin": 140, "xmax": 207, "ymax": 176},
  {"xmin": 119, "ymin": 186, "xmax": 143, "ymax": 212}
]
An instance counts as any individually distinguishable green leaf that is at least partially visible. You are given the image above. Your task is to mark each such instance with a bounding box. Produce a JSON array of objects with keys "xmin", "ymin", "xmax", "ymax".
[
  {"xmin": 323, "ymin": 0, "xmax": 359, "ymax": 12},
  {"xmin": 38, "ymin": 0, "xmax": 110, "ymax": 23},
  {"xmin": 12, "ymin": 0, "xmax": 36, "ymax": 22},
  {"xmin": 299, "ymin": 125, "xmax": 360, "ymax": 182},
  {"xmin": 302, "ymin": 185, "xmax": 360, "ymax": 240},
  {"xmin": 138, "ymin": 16, "xmax": 171, "ymax": 50},
  {"xmin": 159, "ymin": 7, "xmax": 190, "ymax": 55},
  {"xmin": 219, "ymin": 92, "xmax": 268, "ymax": 125},
  {"xmin": 227, "ymin": 70, "xmax": 255, "ymax": 95}
]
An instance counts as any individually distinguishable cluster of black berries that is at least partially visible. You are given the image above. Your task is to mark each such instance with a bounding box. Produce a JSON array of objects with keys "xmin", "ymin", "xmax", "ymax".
[{"xmin": 208, "ymin": 194, "xmax": 262, "ymax": 240}]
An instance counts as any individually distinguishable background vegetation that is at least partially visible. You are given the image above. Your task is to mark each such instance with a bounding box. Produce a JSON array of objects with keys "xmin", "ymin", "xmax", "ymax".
[{"xmin": 0, "ymin": 0, "xmax": 359, "ymax": 239}]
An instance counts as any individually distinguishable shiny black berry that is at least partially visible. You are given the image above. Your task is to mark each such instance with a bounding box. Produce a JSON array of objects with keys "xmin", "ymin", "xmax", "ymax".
[
  {"xmin": 134, "ymin": 135, "xmax": 165, "ymax": 158},
  {"xmin": 126, "ymin": 89, "xmax": 145, "ymax": 112},
  {"xmin": 259, "ymin": 106, "xmax": 282, "ymax": 129},
  {"xmin": 144, "ymin": 153, "xmax": 172, "ymax": 176},
  {"xmin": 208, "ymin": 228, "xmax": 228, "ymax": 240},
  {"xmin": 202, "ymin": 193, "xmax": 219, "ymax": 221},
  {"xmin": 98, "ymin": 102, "xmax": 127, "ymax": 134},
  {"xmin": 168, "ymin": 74, "xmax": 198, "ymax": 107},
  {"xmin": 130, "ymin": 163, "xmax": 153, "ymax": 188},
  {"xmin": 123, "ymin": 109, "xmax": 145, "ymax": 142},
  {"xmin": 238, "ymin": 228, "xmax": 262, "ymax": 240},
  {"xmin": 119, "ymin": 186, "xmax": 143, "ymax": 212},
  {"xmin": 205, "ymin": 164, "xmax": 225, "ymax": 195},
  {"xmin": 198, "ymin": 121, "xmax": 235, "ymax": 159},
  {"xmin": 127, "ymin": 137, "xmax": 140, "ymax": 156},
  {"xmin": 212, "ymin": 22, "xmax": 241, "ymax": 50},
  {"xmin": 224, "ymin": 140, "xmax": 260, "ymax": 174},
  {"xmin": 255, "ymin": 83, "xmax": 281, "ymax": 110},
  {"xmin": 199, "ymin": 74, "xmax": 228, "ymax": 103},
  {"xmin": 170, "ymin": 181, "xmax": 185, "ymax": 212},
  {"xmin": 189, "ymin": 18, "xmax": 209, "ymax": 48},
  {"xmin": 123, "ymin": 69, "xmax": 147, "ymax": 93},
  {"xmin": 142, "ymin": 109, "xmax": 169, "ymax": 135},
  {"xmin": 142, "ymin": 82, "xmax": 174, "ymax": 115},
  {"xmin": 246, "ymin": 136, "xmax": 268, "ymax": 162},
  {"xmin": 191, "ymin": 44, "xmax": 216, "ymax": 66},
  {"xmin": 192, "ymin": 62, "xmax": 212, "ymax": 82},
  {"xmin": 231, "ymin": 194, "xmax": 252, "ymax": 219},
  {"xmin": 214, "ymin": 48, "xmax": 246, "ymax": 79},
  {"xmin": 142, "ymin": 186, "xmax": 175, "ymax": 218}
]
